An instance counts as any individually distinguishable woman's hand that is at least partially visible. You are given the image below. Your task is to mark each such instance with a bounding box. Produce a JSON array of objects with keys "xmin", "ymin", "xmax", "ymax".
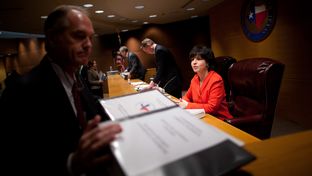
[{"xmin": 178, "ymin": 98, "xmax": 188, "ymax": 109}]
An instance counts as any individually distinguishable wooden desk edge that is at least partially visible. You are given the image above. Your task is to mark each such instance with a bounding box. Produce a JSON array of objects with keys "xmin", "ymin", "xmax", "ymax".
[{"xmin": 202, "ymin": 114, "xmax": 260, "ymax": 144}]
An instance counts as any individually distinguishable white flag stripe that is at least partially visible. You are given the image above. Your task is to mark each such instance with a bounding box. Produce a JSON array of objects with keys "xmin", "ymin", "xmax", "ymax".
[{"xmin": 255, "ymin": 4, "xmax": 266, "ymax": 13}]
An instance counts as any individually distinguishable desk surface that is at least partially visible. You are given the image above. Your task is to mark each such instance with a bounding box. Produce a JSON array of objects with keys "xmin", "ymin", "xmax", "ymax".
[
  {"xmin": 242, "ymin": 129, "xmax": 312, "ymax": 175},
  {"xmin": 107, "ymin": 74, "xmax": 137, "ymax": 98}
]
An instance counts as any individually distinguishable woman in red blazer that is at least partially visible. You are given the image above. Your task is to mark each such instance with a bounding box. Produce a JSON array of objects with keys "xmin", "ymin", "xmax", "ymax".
[{"xmin": 178, "ymin": 45, "xmax": 233, "ymax": 120}]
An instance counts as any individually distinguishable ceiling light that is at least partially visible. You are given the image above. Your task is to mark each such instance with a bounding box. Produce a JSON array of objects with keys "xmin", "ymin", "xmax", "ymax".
[
  {"xmin": 83, "ymin": 4, "xmax": 93, "ymax": 8},
  {"xmin": 132, "ymin": 20, "xmax": 138, "ymax": 23},
  {"xmin": 149, "ymin": 14, "xmax": 157, "ymax": 18},
  {"xmin": 143, "ymin": 21, "xmax": 149, "ymax": 24},
  {"xmin": 107, "ymin": 15, "xmax": 116, "ymax": 18},
  {"xmin": 40, "ymin": 16, "xmax": 47, "ymax": 19},
  {"xmin": 186, "ymin": 7, "xmax": 195, "ymax": 11},
  {"xmin": 135, "ymin": 5, "xmax": 144, "ymax": 9},
  {"xmin": 95, "ymin": 10, "xmax": 104, "ymax": 14},
  {"xmin": 121, "ymin": 29, "xmax": 129, "ymax": 32},
  {"xmin": 191, "ymin": 15, "xmax": 198, "ymax": 18}
]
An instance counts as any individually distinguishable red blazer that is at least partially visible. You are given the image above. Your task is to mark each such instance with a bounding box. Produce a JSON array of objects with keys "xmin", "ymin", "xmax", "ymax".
[{"xmin": 183, "ymin": 71, "xmax": 233, "ymax": 120}]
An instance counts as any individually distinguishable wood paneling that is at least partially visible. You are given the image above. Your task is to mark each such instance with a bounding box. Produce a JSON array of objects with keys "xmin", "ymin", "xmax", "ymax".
[{"xmin": 209, "ymin": 0, "xmax": 312, "ymax": 129}]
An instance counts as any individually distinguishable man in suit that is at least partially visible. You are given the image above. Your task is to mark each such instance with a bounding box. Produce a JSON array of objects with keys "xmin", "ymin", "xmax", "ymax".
[
  {"xmin": 0, "ymin": 5, "xmax": 121, "ymax": 175},
  {"xmin": 119, "ymin": 46, "xmax": 146, "ymax": 80},
  {"xmin": 87, "ymin": 60, "xmax": 104, "ymax": 98},
  {"xmin": 141, "ymin": 38, "xmax": 182, "ymax": 98}
]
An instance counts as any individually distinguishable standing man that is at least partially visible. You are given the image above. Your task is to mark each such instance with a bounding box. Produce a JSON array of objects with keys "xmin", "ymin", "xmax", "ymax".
[
  {"xmin": 119, "ymin": 46, "xmax": 146, "ymax": 80},
  {"xmin": 0, "ymin": 5, "xmax": 121, "ymax": 175},
  {"xmin": 141, "ymin": 38, "xmax": 182, "ymax": 98}
]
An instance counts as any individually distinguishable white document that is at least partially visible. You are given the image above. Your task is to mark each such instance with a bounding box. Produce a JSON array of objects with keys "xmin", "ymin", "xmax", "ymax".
[
  {"xmin": 107, "ymin": 107, "xmax": 243, "ymax": 176},
  {"xmin": 100, "ymin": 90, "xmax": 245, "ymax": 176},
  {"xmin": 100, "ymin": 90, "xmax": 176, "ymax": 120},
  {"xmin": 186, "ymin": 109, "xmax": 206, "ymax": 119},
  {"xmin": 134, "ymin": 84, "xmax": 150, "ymax": 91},
  {"xmin": 130, "ymin": 81, "xmax": 145, "ymax": 86}
]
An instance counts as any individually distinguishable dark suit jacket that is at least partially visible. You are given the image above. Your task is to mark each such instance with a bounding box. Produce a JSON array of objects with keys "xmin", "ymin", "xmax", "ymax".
[
  {"xmin": 126, "ymin": 52, "xmax": 146, "ymax": 80},
  {"xmin": 154, "ymin": 44, "xmax": 182, "ymax": 98},
  {"xmin": 0, "ymin": 55, "xmax": 108, "ymax": 175}
]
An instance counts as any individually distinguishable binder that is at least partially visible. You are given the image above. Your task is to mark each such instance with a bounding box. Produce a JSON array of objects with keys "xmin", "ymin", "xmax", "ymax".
[{"xmin": 99, "ymin": 90, "xmax": 255, "ymax": 176}]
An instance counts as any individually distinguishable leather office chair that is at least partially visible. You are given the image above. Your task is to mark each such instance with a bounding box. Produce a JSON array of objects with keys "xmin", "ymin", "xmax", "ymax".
[
  {"xmin": 214, "ymin": 56, "xmax": 237, "ymax": 102},
  {"xmin": 225, "ymin": 58, "xmax": 285, "ymax": 139}
]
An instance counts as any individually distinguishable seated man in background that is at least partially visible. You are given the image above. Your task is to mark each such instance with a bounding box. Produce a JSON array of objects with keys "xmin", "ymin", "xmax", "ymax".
[
  {"xmin": 119, "ymin": 46, "xmax": 146, "ymax": 80},
  {"xmin": 0, "ymin": 5, "xmax": 121, "ymax": 175},
  {"xmin": 87, "ymin": 60, "xmax": 104, "ymax": 98},
  {"xmin": 178, "ymin": 45, "xmax": 233, "ymax": 120},
  {"xmin": 114, "ymin": 52, "xmax": 126, "ymax": 72}
]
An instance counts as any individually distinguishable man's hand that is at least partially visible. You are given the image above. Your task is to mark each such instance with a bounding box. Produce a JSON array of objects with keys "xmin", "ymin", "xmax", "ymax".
[
  {"xmin": 71, "ymin": 115, "xmax": 122, "ymax": 175},
  {"xmin": 148, "ymin": 81, "xmax": 157, "ymax": 89}
]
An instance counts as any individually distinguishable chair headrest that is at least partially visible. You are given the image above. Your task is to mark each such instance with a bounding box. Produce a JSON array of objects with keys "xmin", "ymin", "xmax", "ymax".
[{"xmin": 228, "ymin": 58, "xmax": 284, "ymax": 101}]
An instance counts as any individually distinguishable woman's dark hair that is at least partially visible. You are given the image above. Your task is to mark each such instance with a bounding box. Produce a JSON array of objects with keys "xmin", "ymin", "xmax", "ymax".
[{"xmin": 189, "ymin": 45, "xmax": 216, "ymax": 70}]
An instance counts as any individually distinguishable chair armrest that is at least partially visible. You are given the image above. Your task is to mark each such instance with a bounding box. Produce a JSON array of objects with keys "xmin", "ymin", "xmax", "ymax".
[{"xmin": 224, "ymin": 114, "xmax": 262, "ymax": 126}]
